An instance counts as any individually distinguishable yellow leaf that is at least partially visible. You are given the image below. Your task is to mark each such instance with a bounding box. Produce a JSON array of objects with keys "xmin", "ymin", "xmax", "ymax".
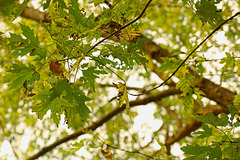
[
  {"xmin": 236, "ymin": 60, "xmax": 240, "ymax": 76},
  {"xmin": 113, "ymin": 82, "xmax": 132, "ymax": 123},
  {"xmin": 114, "ymin": 82, "xmax": 130, "ymax": 109},
  {"xmin": 101, "ymin": 143, "xmax": 113, "ymax": 159}
]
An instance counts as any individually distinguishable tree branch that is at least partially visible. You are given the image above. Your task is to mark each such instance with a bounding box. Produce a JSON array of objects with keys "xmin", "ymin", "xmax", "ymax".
[
  {"xmin": 128, "ymin": 12, "xmax": 240, "ymax": 96},
  {"xmin": 107, "ymin": 144, "xmax": 153, "ymax": 159},
  {"xmin": 157, "ymin": 101, "xmax": 182, "ymax": 128},
  {"xmin": 139, "ymin": 122, "xmax": 166, "ymax": 150},
  {"xmin": 26, "ymin": 87, "xmax": 180, "ymax": 160},
  {"xmin": 165, "ymin": 104, "xmax": 229, "ymax": 147},
  {"xmin": 83, "ymin": 0, "xmax": 153, "ymax": 57},
  {"xmin": 19, "ymin": 5, "xmax": 239, "ymax": 159},
  {"xmin": 20, "ymin": 6, "xmax": 51, "ymax": 22}
]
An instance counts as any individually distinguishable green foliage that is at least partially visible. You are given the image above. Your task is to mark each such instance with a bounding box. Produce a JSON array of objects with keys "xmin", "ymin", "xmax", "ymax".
[
  {"xmin": 196, "ymin": 63, "xmax": 205, "ymax": 81},
  {"xmin": 3, "ymin": 63, "xmax": 40, "ymax": 89},
  {"xmin": 0, "ymin": 0, "xmax": 240, "ymax": 159},
  {"xmin": 81, "ymin": 67, "xmax": 107, "ymax": 91},
  {"xmin": 100, "ymin": 38, "xmax": 148, "ymax": 70},
  {"xmin": 89, "ymin": 0, "xmax": 105, "ymax": 6},
  {"xmin": 193, "ymin": 124, "xmax": 212, "ymax": 138},
  {"xmin": 70, "ymin": 141, "xmax": 84, "ymax": 153},
  {"xmin": 182, "ymin": 143, "xmax": 222, "ymax": 160},
  {"xmin": 220, "ymin": 52, "xmax": 236, "ymax": 84},
  {"xmin": 196, "ymin": 112, "xmax": 229, "ymax": 126},
  {"xmin": 157, "ymin": 58, "xmax": 183, "ymax": 73},
  {"xmin": 7, "ymin": 24, "xmax": 47, "ymax": 59},
  {"xmin": 182, "ymin": 105, "xmax": 240, "ymax": 159},
  {"xmin": 13, "ymin": 0, "xmax": 30, "ymax": 21},
  {"xmin": 195, "ymin": 0, "xmax": 224, "ymax": 25},
  {"xmin": 0, "ymin": 0, "xmax": 18, "ymax": 16},
  {"xmin": 43, "ymin": 0, "xmax": 52, "ymax": 10},
  {"xmin": 32, "ymin": 79, "xmax": 91, "ymax": 128},
  {"xmin": 233, "ymin": 95, "xmax": 240, "ymax": 110}
]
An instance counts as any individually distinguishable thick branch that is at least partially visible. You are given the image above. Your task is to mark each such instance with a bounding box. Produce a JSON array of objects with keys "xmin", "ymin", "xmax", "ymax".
[
  {"xmin": 26, "ymin": 87, "xmax": 180, "ymax": 160},
  {"xmin": 157, "ymin": 101, "xmax": 182, "ymax": 128},
  {"xmin": 20, "ymin": 6, "xmax": 51, "ymax": 22}
]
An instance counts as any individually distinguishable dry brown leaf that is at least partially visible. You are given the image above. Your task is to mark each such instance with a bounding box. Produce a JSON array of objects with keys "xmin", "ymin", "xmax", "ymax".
[
  {"xmin": 49, "ymin": 61, "xmax": 63, "ymax": 74},
  {"xmin": 101, "ymin": 143, "xmax": 113, "ymax": 159}
]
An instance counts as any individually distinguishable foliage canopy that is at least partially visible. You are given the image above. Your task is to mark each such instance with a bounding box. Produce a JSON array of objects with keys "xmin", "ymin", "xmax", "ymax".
[{"xmin": 0, "ymin": 0, "xmax": 240, "ymax": 159}]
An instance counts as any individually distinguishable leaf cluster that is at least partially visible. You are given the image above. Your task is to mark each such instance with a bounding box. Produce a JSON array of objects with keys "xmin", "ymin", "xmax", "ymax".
[
  {"xmin": 181, "ymin": 104, "xmax": 240, "ymax": 159},
  {"xmin": 32, "ymin": 79, "xmax": 91, "ymax": 129}
]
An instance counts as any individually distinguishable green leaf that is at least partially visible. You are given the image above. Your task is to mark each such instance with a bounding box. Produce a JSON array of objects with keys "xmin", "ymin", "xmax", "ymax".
[
  {"xmin": 20, "ymin": 24, "xmax": 39, "ymax": 45},
  {"xmin": 89, "ymin": 0, "xmax": 105, "ymax": 6},
  {"xmin": 181, "ymin": 144, "xmax": 209, "ymax": 156},
  {"xmin": 70, "ymin": 141, "xmax": 84, "ymax": 152},
  {"xmin": 194, "ymin": 87, "xmax": 206, "ymax": 106},
  {"xmin": 236, "ymin": 60, "xmax": 240, "ymax": 76},
  {"xmin": 7, "ymin": 25, "xmax": 46, "ymax": 59},
  {"xmin": 50, "ymin": 79, "xmax": 72, "ymax": 99},
  {"xmin": 182, "ymin": 0, "xmax": 188, "ymax": 5},
  {"xmin": 227, "ymin": 104, "xmax": 237, "ymax": 122},
  {"xmin": 0, "ymin": 0, "xmax": 18, "ymax": 16},
  {"xmin": 196, "ymin": 112, "xmax": 229, "ymax": 127},
  {"xmin": 195, "ymin": 1, "xmax": 223, "ymax": 25},
  {"xmin": 3, "ymin": 63, "xmax": 38, "ymax": 89},
  {"xmin": 233, "ymin": 95, "xmax": 240, "ymax": 110},
  {"xmin": 81, "ymin": 67, "xmax": 107, "ymax": 92},
  {"xmin": 8, "ymin": 33, "xmax": 27, "ymax": 49},
  {"xmin": 196, "ymin": 63, "xmax": 205, "ymax": 81},
  {"xmin": 93, "ymin": 56, "xmax": 118, "ymax": 69},
  {"xmin": 209, "ymin": 144, "xmax": 222, "ymax": 160},
  {"xmin": 193, "ymin": 124, "xmax": 212, "ymax": 138},
  {"xmin": 157, "ymin": 58, "xmax": 182, "ymax": 73},
  {"xmin": 69, "ymin": 0, "xmax": 84, "ymax": 24},
  {"xmin": 43, "ymin": 0, "xmax": 52, "ymax": 10},
  {"xmin": 122, "ymin": 84, "xmax": 130, "ymax": 111},
  {"xmin": 182, "ymin": 143, "xmax": 222, "ymax": 159},
  {"xmin": 173, "ymin": 0, "xmax": 179, "ymax": 4}
]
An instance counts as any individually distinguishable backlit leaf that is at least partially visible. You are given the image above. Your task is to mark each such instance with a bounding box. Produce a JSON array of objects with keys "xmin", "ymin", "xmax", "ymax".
[{"xmin": 3, "ymin": 63, "xmax": 39, "ymax": 89}]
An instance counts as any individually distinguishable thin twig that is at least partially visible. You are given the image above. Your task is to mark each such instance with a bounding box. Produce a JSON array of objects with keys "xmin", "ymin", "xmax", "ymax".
[
  {"xmin": 99, "ymin": 83, "xmax": 143, "ymax": 91},
  {"xmin": 187, "ymin": 56, "xmax": 240, "ymax": 63},
  {"xmin": 128, "ymin": 12, "xmax": 240, "ymax": 96},
  {"xmin": 65, "ymin": 0, "xmax": 152, "ymax": 61},
  {"xmin": 86, "ymin": 0, "xmax": 152, "ymax": 57},
  {"xmin": 108, "ymin": 144, "xmax": 153, "ymax": 159},
  {"xmin": 98, "ymin": 137, "xmax": 153, "ymax": 158},
  {"xmin": 62, "ymin": 0, "xmax": 152, "ymax": 83}
]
